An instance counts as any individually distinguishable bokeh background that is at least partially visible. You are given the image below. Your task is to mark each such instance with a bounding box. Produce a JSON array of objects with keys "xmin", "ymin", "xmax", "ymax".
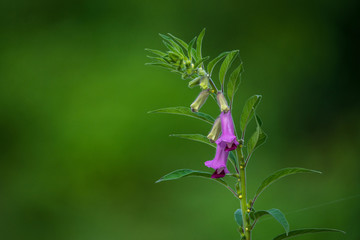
[{"xmin": 0, "ymin": 0, "xmax": 359, "ymax": 239}]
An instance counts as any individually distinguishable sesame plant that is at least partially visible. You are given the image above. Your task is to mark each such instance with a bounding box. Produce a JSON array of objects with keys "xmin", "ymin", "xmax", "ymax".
[{"xmin": 146, "ymin": 29, "xmax": 344, "ymax": 240}]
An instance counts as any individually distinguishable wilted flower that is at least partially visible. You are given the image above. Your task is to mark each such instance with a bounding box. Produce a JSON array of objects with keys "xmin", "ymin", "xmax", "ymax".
[
  {"xmin": 207, "ymin": 117, "xmax": 221, "ymax": 142},
  {"xmin": 190, "ymin": 89, "xmax": 210, "ymax": 112},
  {"xmin": 216, "ymin": 111, "xmax": 239, "ymax": 151},
  {"xmin": 205, "ymin": 142, "xmax": 230, "ymax": 178},
  {"xmin": 217, "ymin": 92, "xmax": 230, "ymax": 112}
]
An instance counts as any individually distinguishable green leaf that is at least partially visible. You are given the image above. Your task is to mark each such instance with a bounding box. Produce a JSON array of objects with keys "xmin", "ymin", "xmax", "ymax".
[
  {"xmin": 254, "ymin": 209, "xmax": 289, "ymax": 235},
  {"xmin": 207, "ymin": 51, "xmax": 229, "ymax": 76},
  {"xmin": 255, "ymin": 114, "xmax": 263, "ymax": 126},
  {"xmin": 196, "ymin": 28, "xmax": 206, "ymax": 61},
  {"xmin": 160, "ymin": 34, "xmax": 184, "ymax": 55},
  {"xmin": 145, "ymin": 62, "xmax": 176, "ymax": 70},
  {"xmin": 145, "ymin": 48, "xmax": 167, "ymax": 57},
  {"xmin": 156, "ymin": 169, "xmax": 227, "ymax": 185},
  {"xmin": 170, "ymin": 134, "xmax": 238, "ymax": 170},
  {"xmin": 170, "ymin": 134, "xmax": 215, "ymax": 148},
  {"xmin": 194, "ymin": 56, "xmax": 210, "ymax": 69},
  {"xmin": 234, "ymin": 209, "xmax": 243, "ymax": 226},
  {"xmin": 163, "ymin": 41, "xmax": 182, "ymax": 56},
  {"xmin": 240, "ymin": 95, "xmax": 262, "ymax": 134},
  {"xmin": 148, "ymin": 106, "xmax": 215, "ymax": 125},
  {"xmin": 253, "ymin": 168, "xmax": 322, "ymax": 202},
  {"xmin": 167, "ymin": 33, "xmax": 188, "ymax": 49},
  {"xmin": 246, "ymin": 115, "xmax": 267, "ymax": 159},
  {"xmin": 219, "ymin": 50, "xmax": 239, "ymax": 88},
  {"xmin": 187, "ymin": 37, "xmax": 197, "ymax": 61},
  {"xmin": 227, "ymin": 63, "xmax": 243, "ymax": 106},
  {"xmin": 191, "ymin": 48, "xmax": 198, "ymax": 62},
  {"xmin": 272, "ymin": 228, "xmax": 345, "ymax": 240}
]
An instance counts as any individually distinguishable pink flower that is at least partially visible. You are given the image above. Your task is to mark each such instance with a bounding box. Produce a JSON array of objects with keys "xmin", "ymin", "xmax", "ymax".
[
  {"xmin": 205, "ymin": 142, "xmax": 230, "ymax": 178},
  {"xmin": 216, "ymin": 111, "xmax": 239, "ymax": 151}
]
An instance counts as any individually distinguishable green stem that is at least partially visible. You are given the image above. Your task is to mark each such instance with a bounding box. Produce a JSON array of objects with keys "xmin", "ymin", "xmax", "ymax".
[{"xmin": 237, "ymin": 146, "xmax": 251, "ymax": 240}]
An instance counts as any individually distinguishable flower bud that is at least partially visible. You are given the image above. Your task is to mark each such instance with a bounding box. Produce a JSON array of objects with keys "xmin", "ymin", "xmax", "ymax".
[
  {"xmin": 217, "ymin": 92, "xmax": 230, "ymax": 112},
  {"xmin": 190, "ymin": 89, "xmax": 210, "ymax": 112},
  {"xmin": 207, "ymin": 117, "xmax": 221, "ymax": 142},
  {"xmin": 188, "ymin": 77, "xmax": 201, "ymax": 88},
  {"xmin": 199, "ymin": 76, "xmax": 210, "ymax": 89}
]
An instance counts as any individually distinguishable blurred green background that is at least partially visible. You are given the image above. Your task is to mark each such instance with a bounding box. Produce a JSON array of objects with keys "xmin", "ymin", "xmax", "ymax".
[{"xmin": 0, "ymin": 0, "xmax": 359, "ymax": 239}]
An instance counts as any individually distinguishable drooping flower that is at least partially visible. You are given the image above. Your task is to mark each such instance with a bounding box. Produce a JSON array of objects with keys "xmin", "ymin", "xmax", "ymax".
[
  {"xmin": 205, "ymin": 142, "xmax": 230, "ymax": 178},
  {"xmin": 190, "ymin": 89, "xmax": 210, "ymax": 112},
  {"xmin": 207, "ymin": 117, "xmax": 221, "ymax": 142},
  {"xmin": 216, "ymin": 111, "xmax": 239, "ymax": 151}
]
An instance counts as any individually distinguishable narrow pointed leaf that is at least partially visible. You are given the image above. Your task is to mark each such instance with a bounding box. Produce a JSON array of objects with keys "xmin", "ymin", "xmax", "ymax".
[
  {"xmin": 196, "ymin": 28, "xmax": 206, "ymax": 61},
  {"xmin": 240, "ymin": 95, "xmax": 262, "ymax": 134},
  {"xmin": 227, "ymin": 62, "xmax": 243, "ymax": 106},
  {"xmin": 234, "ymin": 209, "xmax": 243, "ymax": 226},
  {"xmin": 145, "ymin": 62, "xmax": 176, "ymax": 70},
  {"xmin": 168, "ymin": 33, "xmax": 188, "ymax": 49},
  {"xmin": 170, "ymin": 134, "xmax": 237, "ymax": 169},
  {"xmin": 253, "ymin": 168, "xmax": 322, "ymax": 202},
  {"xmin": 255, "ymin": 114, "xmax": 263, "ymax": 126},
  {"xmin": 170, "ymin": 134, "xmax": 215, "ymax": 147},
  {"xmin": 145, "ymin": 48, "xmax": 167, "ymax": 57},
  {"xmin": 207, "ymin": 51, "xmax": 229, "ymax": 76},
  {"xmin": 247, "ymin": 115, "xmax": 267, "ymax": 159},
  {"xmin": 194, "ymin": 56, "xmax": 210, "ymax": 69},
  {"xmin": 219, "ymin": 50, "xmax": 238, "ymax": 88},
  {"xmin": 156, "ymin": 169, "xmax": 227, "ymax": 186},
  {"xmin": 254, "ymin": 209, "xmax": 289, "ymax": 235},
  {"xmin": 160, "ymin": 34, "xmax": 184, "ymax": 55},
  {"xmin": 191, "ymin": 48, "xmax": 198, "ymax": 62},
  {"xmin": 272, "ymin": 228, "xmax": 345, "ymax": 240},
  {"xmin": 187, "ymin": 37, "xmax": 197, "ymax": 60},
  {"xmin": 148, "ymin": 106, "xmax": 214, "ymax": 124},
  {"xmin": 163, "ymin": 41, "xmax": 182, "ymax": 56}
]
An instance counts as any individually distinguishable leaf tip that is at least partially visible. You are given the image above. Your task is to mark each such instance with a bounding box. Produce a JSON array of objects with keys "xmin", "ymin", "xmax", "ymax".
[{"xmin": 155, "ymin": 178, "xmax": 162, "ymax": 183}]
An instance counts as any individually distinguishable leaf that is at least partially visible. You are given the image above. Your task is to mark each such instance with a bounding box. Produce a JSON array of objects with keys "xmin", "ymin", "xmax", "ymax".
[
  {"xmin": 255, "ymin": 114, "xmax": 263, "ymax": 126},
  {"xmin": 148, "ymin": 107, "xmax": 215, "ymax": 125},
  {"xmin": 170, "ymin": 134, "xmax": 238, "ymax": 169},
  {"xmin": 159, "ymin": 34, "xmax": 184, "ymax": 55},
  {"xmin": 207, "ymin": 51, "xmax": 229, "ymax": 76},
  {"xmin": 191, "ymin": 48, "xmax": 198, "ymax": 62},
  {"xmin": 219, "ymin": 50, "xmax": 239, "ymax": 88},
  {"xmin": 253, "ymin": 168, "xmax": 322, "ymax": 202},
  {"xmin": 163, "ymin": 41, "xmax": 182, "ymax": 56},
  {"xmin": 167, "ymin": 33, "xmax": 188, "ymax": 49},
  {"xmin": 227, "ymin": 63, "xmax": 243, "ymax": 106},
  {"xmin": 145, "ymin": 62, "xmax": 176, "ymax": 70},
  {"xmin": 272, "ymin": 228, "xmax": 345, "ymax": 240},
  {"xmin": 234, "ymin": 209, "xmax": 243, "ymax": 226},
  {"xmin": 194, "ymin": 56, "xmax": 210, "ymax": 69},
  {"xmin": 170, "ymin": 134, "xmax": 215, "ymax": 148},
  {"xmin": 187, "ymin": 37, "xmax": 197, "ymax": 61},
  {"xmin": 196, "ymin": 28, "xmax": 206, "ymax": 61},
  {"xmin": 240, "ymin": 95, "xmax": 262, "ymax": 134},
  {"xmin": 246, "ymin": 115, "xmax": 267, "ymax": 159},
  {"xmin": 254, "ymin": 209, "xmax": 289, "ymax": 235},
  {"xmin": 145, "ymin": 48, "xmax": 167, "ymax": 57},
  {"xmin": 156, "ymin": 169, "xmax": 226, "ymax": 185}
]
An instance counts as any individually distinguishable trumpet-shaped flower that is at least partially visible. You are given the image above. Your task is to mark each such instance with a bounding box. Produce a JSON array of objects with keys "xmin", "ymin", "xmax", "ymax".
[
  {"xmin": 205, "ymin": 142, "xmax": 230, "ymax": 178},
  {"xmin": 216, "ymin": 111, "xmax": 239, "ymax": 151}
]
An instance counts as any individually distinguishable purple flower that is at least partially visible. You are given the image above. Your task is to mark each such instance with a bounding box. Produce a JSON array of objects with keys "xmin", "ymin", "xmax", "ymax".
[
  {"xmin": 215, "ymin": 111, "xmax": 239, "ymax": 151},
  {"xmin": 205, "ymin": 142, "xmax": 230, "ymax": 178}
]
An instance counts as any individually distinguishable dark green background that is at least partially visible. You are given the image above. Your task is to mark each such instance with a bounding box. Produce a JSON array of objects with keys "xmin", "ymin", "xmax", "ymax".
[{"xmin": 0, "ymin": 0, "xmax": 359, "ymax": 239}]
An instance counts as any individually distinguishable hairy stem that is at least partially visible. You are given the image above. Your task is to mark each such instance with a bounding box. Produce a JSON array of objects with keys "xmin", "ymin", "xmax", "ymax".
[{"xmin": 237, "ymin": 146, "xmax": 251, "ymax": 240}]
